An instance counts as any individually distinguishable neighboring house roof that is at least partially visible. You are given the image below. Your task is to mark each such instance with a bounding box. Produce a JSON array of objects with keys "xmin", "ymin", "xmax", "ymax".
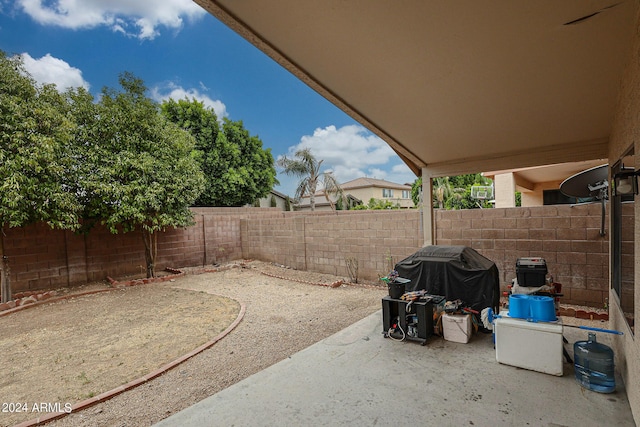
[
  {"xmin": 269, "ymin": 189, "xmax": 290, "ymax": 200},
  {"xmin": 341, "ymin": 177, "xmax": 411, "ymax": 190},
  {"xmin": 297, "ymin": 193, "xmax": 362, "ymax": 210}
]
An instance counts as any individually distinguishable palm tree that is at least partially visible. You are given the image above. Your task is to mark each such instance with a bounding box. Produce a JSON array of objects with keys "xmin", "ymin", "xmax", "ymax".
[
  {"xmin": 433, "ymin": 177, "xmax": 453, "ymax": 209},
  {"xmin": 277, "ymin": 148, "xmax": 342, "ymax": 211}
]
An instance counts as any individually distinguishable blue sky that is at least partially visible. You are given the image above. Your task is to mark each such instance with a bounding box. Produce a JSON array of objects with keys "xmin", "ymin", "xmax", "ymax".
[{"xmin": 0, "ymin": 0, "xmax": 415, "ymax": 197}]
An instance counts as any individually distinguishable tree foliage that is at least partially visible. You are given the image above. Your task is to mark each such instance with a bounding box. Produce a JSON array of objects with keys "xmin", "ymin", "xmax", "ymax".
[
  {"xmin": 411, "ymin": 177, "xmax": 423, "ymax": 208},
  {"xmin": 213, "ymin": 119, "xmax": 277, "ymax": 206},
  {"xmin": 410, "ymin": 173, "xmax": 494, "ymax": 210},
  {"xmin": 68, "ymin": 73, "xmax": 205, "ymax": 277},
  {"xmin": 161, "ymin": 99, "xmax": 276, "ymax": 206},
  {"xmin": 352, "ymin": 198, "xmax": 400, "ymax": 210},
  {"xmin": 161, "ymin": 98, "xmax": 219, "ymax": 206},
  {"xmin": 0, "ymin": 51, "xmax": 81, "ymax": 230},
  {"xmin": 0, "ymin": 51, "xmax": 82, "ymax": 301},
  {"xmin": 1, "ymin": 52, "xmax": 277, "ymax": 288},
  {"xmin": 277, "ymin": 148, "xmax": 342, "ymax": 211}
]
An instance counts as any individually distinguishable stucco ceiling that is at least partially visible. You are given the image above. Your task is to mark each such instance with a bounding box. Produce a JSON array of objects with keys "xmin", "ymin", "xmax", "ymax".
[{"xmin": 195, "ymin": 0, "xmax": 638, "ymax": 177}]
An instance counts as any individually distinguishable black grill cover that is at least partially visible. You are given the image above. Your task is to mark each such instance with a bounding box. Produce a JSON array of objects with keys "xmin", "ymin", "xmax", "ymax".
[{"xmin": 394, "ymin": 245, "xmax": 500, "ymax": 313}]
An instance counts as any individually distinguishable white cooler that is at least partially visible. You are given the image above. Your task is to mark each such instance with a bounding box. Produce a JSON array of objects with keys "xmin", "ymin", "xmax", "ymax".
[{"xmin": 494, "ymin": 315, "xmax": 563, "ymax": 376}]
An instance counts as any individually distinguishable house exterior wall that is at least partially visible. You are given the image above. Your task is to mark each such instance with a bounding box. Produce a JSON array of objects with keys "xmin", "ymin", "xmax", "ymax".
[
  {"xmin": 607, "ymin": 9, "xmax": 640, "ymax": 422},
  {"xmin": 344, "ymin": 187, "xmax": 379, "ymax": 205},
  {"xmin": 256, "ymin": 194, "xmax": 289, "ymax": 210},
  {"xmin": 520, "ymin": 181, "xmax": 562, "ymax": 207},
  {"xmin": 494, "ymin": 172, "xmax": 568, "ymax": 208},
  {"xmin": 345, "ymin": 186, "xmax": 414, "ymax": 208},
  {"xmin": 494, "ymin": 173, "xmax": 516, "ymax": 208}
]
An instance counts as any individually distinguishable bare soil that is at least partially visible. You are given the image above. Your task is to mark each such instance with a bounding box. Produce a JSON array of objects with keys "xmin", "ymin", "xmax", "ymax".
[{"xmin": 0, "ymin": 261, "xmax": 386, "ymax": 426}]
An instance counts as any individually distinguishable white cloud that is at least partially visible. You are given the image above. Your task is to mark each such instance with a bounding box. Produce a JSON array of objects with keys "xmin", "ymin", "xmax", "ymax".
[
  {"xmin": 276, "ymin": 124, "xmax": 418, "ymax": 196},
  {"xmin": 151, "ymin": 82, "xmax": 228, "ymax": 121},
  {"xmin": 282, "ymin": 124, "xmax": 396, "ymax": 180},
  {"xmin": 20, "ymin": 52, "xmax": 90, "ymax": 91},
  {"xmin": 390, "ymin": 163, "xmax": 417, "ymax": 185},
  {"xmin": 17, "ymin": 0, "xmax": 206, "ymax": 40}
]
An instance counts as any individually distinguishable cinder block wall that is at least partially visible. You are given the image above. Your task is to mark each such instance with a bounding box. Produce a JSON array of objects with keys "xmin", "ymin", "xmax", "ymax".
[
  {"xmin": 2, "ymin": 205, "xmax": 617, "ymax": 307},
  {"xmin": 241, "ymin": 210, "xmax": 422, "ymax": 280},
  {"xmin": 2, "ymin": 207, "xmax": 283, "ymax": 293},
  {"xmin": 435, "ymin": 203, "xmax": 612, "ymax": 307}
]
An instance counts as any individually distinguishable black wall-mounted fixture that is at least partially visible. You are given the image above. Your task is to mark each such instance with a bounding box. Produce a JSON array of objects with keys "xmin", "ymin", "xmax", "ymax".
[{"xmin": 612, "ymin": 168, "xmax": 638, "ymax": 197}]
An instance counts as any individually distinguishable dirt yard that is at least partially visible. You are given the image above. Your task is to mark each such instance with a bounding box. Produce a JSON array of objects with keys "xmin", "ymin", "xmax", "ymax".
[{"xmin": 0, "ymin": 261, "xmax": 386, "ymax": 426}]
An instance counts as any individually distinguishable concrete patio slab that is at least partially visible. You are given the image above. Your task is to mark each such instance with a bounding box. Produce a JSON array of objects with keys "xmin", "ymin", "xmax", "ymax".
[{"xmin": 155, "ymin": 311, "xmax": 635, "ymax": 427}]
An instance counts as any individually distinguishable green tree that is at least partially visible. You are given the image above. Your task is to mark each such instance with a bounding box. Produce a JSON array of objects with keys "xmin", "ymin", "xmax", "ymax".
[
  {"xmin": 277, "ymin": 148, "xmax": 342, "ymax": 211},
  {"xmin": 64, "ymin": 86, "xmax": 102, "ymax": 225},
  {"xmin": 350, "ymin": 198, "xmax": 399, "ymax": 210},
  {"xmin": 452, "ymin": 173, "xmax": 493, "ymax": 209},
  {"xmin": 214, "ymin": 119, "xmax": 277, "ymax": 206},
  {"xmin": 76, "ymin": 73, "xmax": 205, "ymax": 278},
  {"xmin": 410, "ymin": 173, "xmax": 493, "ymax": 211},
  {"xmin": 411, "ymin": 177, "xmax": 422, "ymax": 207},
  {"xmin": 366, "ymin": 198, "xmax": 400, "ymax": 210},
  {"xmin": 161, "ymin": 99, "xmax": 277, "ymax": 207},
  {"xmin": 0, "ymin": 51, "xmax": 82, "ymax": 302},
  {"xmin": 160, "ymin": 98, "xmax": 220, "ymax": 206},
  {"xmin": 449, "ymin": 173, "xmax": 485, "ymax": 188},
  {"xmin": 433, "ymin": 177, "xmax": 454, "ymax": 209}
]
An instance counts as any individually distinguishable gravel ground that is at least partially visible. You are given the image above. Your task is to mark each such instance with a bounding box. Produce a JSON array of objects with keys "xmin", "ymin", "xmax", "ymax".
[{"xmin": 43, "ymin": 261, "xmax": 386, "ymax": 427}]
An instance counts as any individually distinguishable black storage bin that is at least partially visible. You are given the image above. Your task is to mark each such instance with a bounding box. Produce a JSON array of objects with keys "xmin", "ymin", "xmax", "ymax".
[
  {"xmin": 516, "ymin": 257, "xmax": 547, "ymax": 287},
  {"xmin": 387, "ymin": 277, "xmax": 410, "ymax": 299}
]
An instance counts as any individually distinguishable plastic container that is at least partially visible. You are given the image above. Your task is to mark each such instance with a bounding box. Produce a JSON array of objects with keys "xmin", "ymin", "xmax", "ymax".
[
  {"xmin": 494, "ymin": 315, "xmax": 563, "ymax": 375},
  {"xmin": 574, "ymin": 332, "xmax": 616, "ymax": 393},
  {"xmin": 516, "ymin": 257, "xmax": 547, "ymax": 287},
  {"xmin": 508, "ymin": 294, "xmax": 530, "ymax": 319},
  {"xmin": 388, "ymin": 277, "xmax": 409, "ymax": 299},
  {"xmin": 442, "ymin": 313, "xmax": 472, "ymax": 343},
  {"xmin": 529, "ymin": 295, "xmax": 556, "ymax": 321}
]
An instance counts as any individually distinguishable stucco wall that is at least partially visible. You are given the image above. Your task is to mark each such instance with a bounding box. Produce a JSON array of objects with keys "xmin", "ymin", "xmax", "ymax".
[
  {"xmin": 494, "ymin": 173, "xmax": 516, "ymax": 208},
  {"xmin": 346, "ymin": 187, "xmax": 413, "ymax": 208},
  {"xmin": 607, "ymin": 8, "xmax": 640, "ymax": 422},
  {"xmin": 520, "ymin": 181, "xmax": 564, "ymax": 207}
]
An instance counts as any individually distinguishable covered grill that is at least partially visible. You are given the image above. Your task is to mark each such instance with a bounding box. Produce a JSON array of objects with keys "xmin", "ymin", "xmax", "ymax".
[{"xmin": 394, "ymin": 245, "xmax": 500, "ymax": 314}]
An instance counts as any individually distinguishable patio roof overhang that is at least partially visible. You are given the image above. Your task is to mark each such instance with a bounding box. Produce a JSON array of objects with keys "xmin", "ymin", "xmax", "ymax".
[
  {"xmin": 195, "ymin": 0, "xmax": 638, "ymax": 178},
  {"xmin": 483, "ymin": 159, "xmax": 608, "ymax": 193}
]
